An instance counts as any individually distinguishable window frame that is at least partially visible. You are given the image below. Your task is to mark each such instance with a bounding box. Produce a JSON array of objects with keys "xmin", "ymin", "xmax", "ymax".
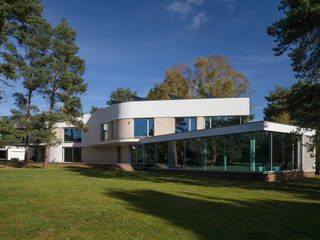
[
  {"xmin": 134, "ymin": 118, "xmax": 154, "ymax": 137},
  {"xmin": 64, "ymin": 128, "xmax": 82, "ymax": 142},
  {"xmin": 175, "ymin": 117, "xmax": 196, "ymax": 133}
]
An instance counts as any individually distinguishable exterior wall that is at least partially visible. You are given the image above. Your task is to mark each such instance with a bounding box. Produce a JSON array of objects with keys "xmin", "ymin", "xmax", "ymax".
[
  {"xmin": 74, "ymin": 98, "xmax": 250, "ymax": 147},
  {"xmin": 82, "ymin": 146, "xmax": 118, "ymax": 163},
  {"xmin": 112, "ymin": 119, "xmax": 134, "ymax": 139},
  {"xmin": 196, "ymin": 117, "xmax": 205, "ymax": 130},
  {"xmin": 302, "ymin": 135, "xmax": 316, "ymax": 172},
  {"xmin": 7, "ymin": 146, "xmax": 25, "ymax": 160},
  {"xmin": 154, "ymin": 118, "xmax": 175, "ymax": 136},
  {"xmin": 54, "ymin": 127, "xmax": 64, "ymax": 141},
  {"xmin": 120, "ymin": 145, "xmax": 131, "ymax": 163}
]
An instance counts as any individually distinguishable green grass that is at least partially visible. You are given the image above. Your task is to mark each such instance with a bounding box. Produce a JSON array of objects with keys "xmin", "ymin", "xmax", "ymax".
[{"xmin": 0, "ymin": 165, "xmax": 320, "ymax": 240}]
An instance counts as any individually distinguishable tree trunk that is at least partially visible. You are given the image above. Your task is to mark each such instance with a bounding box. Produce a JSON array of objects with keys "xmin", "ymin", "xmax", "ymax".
[
  {"xmin": 42, "ymin": 146, "xmax": 49, "ymax": 168},
  {"xmin": 42, "ymin": 71, "xmax": 58, "ymax": 169},
  {"xmin": 22, "ymin": 90, "xmax": 32, "ymax": 168}
]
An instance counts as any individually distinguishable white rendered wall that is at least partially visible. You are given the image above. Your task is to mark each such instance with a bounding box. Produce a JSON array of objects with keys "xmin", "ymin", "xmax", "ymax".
[
  {"xmin": 80, "ymin": 98, "xmax": 250, "ymax": 147},
  {"xmin": 7, "ymin": 147, "xmax": 25, "ymax": 160}
]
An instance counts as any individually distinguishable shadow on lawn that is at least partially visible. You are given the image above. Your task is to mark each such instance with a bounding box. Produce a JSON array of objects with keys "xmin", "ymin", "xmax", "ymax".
[
  {"xmin": 63, "ymin": 165, "xmax": 320, "ymax": 201},
  {"xmin": 107, "ymin": 189, "xmax": 320, "ymax": 240}
]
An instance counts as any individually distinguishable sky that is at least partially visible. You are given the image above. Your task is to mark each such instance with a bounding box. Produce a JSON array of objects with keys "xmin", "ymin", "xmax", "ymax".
[{"xmin": 1, "ymin": 0, "xmax": 297, "ymax": 120}]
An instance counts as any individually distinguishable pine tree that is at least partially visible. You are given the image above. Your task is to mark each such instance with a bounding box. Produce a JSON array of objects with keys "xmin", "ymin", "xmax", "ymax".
[
  {"xmin": 0, "ymin": 118, "xmax": 23, "ymax": 148},
  {"xmin": 0, "ymin": 0, "xmax": 43, "ymax": 102},
  {"xmin": 107, "ymin": 87, "xmax": 137, "ymax": 105},
  {"xmin": 11, "ymin": 10, "xmax": 51, "ymax": 167},
  {"xmin": 38, "ymin": 18, "xmax": 87, "ymax": 168}
]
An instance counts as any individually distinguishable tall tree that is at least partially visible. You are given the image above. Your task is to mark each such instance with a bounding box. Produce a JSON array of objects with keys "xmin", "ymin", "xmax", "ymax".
[
  {"xmin": 0, "ymin": 0, "xmax": 43, "ymax": 102},
  {"xmin": 264, "ymin": 86, "xmax": 293, "ymax": 124},
  {"xmin": 107, "ymin": 87, "xmax": 137, "ymax": 105},
  {"xmin": 148, "ymin": 56, "xmax": 252, "ymax": 100},
  {"xmin": 10, "ymin": 9, "xmax": 50, "ymax": 167},
  {"xmin": 193, "ymin": 56, "xmax": 251, "ymax": 98},
  {"xmin": 148, "ymin": 64, "xmax": 192, "ymax": 100},
  {"xmin": 38, "ymin": 18, "xmax": 87, "ymax": 168},
  {"xmin": 267, "ymin": 0, "xmax": 320, "ymax": 80}
]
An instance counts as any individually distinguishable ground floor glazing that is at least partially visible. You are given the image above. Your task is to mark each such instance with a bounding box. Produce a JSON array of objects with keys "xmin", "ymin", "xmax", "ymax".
[{"xmin": 130, "ymin": 131, "xmax": 301, "ymax": 173}]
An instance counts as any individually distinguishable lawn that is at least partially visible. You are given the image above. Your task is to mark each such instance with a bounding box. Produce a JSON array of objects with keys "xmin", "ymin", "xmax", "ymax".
[{"xmin": 0, "ymin": 164, "xmax": 320, "ymax": 240}]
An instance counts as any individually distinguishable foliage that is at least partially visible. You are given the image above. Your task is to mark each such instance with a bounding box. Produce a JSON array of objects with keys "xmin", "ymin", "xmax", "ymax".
[
  {"xmin": 263, "ymin": 86, "xmax": 293, "ymax": 124},
  {"xmin": 107, "ymin": 87, "xmax": 137, "ymax": 105},
  {"xmin": 193, "ymin": 56, "xmax": 251, "ymax": 98},
  {"xmin": 0, "ymin": 118, "xmax": 23, "ymax": 148},
  {"xmin": 90, "ymin": 106, "xmax": 102, "ymax": 113},
  {"xmin": 0, "ymin": 0, "xmax": 43, "ymax": 102},
  {"xmin": 148, "ymin": 56, "xmax": 252, "ymax": 100},
  {"xmin": 9, "ymin": 5, "xmax": 51, "ymax": 167},
  {"xmin": 286, "ymin": 80, "xmax": 320, "ymax": 129},
  {"xmin": 148, "ymin": 64, "xmax": 192, "ymax": 100},
  {"xmin": 267, "ymin": 0, "xmax": 320, "ymax": 80}
]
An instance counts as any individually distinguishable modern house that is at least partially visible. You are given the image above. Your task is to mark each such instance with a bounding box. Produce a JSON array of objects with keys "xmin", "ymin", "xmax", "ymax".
[{"xmin": 1, "ymin": 97, "xmax": 316, "ymax": 180}]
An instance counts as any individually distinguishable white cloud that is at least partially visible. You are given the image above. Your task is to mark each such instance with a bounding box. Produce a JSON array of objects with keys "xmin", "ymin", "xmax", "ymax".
[
  {"xmin": 166, "ymin": 0, "xmax": 204, "ymax": 19},
  {"xmin": 190, "ymin": 12, "xmax": 207, "ymax": 30}
]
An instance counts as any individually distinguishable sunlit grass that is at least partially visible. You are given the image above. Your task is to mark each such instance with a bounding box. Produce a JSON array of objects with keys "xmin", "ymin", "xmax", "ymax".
[{"xmin": 0, "ymin": 165, "xmax": 319, "ymax": 240}]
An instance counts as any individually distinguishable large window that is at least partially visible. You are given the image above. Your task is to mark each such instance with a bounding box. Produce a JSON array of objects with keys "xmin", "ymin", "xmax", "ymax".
[
  {"xmin": 64, "ymin": 147, "xmax": 81, "ymax": 162},
  {"xmin": 175, "ymin": 117, "xmax": 196, "ymax": 133},
  {"xmin": 64, "ymin": 128, "xmax": 81, "ymax": 142},
  {"xmin": 134, "ymin": 119, "xmax": 154, "ymax": 137},
  {"xmin": 272, "ymin": 132, "xmax": 300, "ymax": 171},
  {"xmin": 205, "ymin": 116, "xmax": 247, "ymax": 129}
]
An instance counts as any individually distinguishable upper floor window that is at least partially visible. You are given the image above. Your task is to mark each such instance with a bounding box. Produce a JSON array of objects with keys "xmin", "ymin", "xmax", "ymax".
[
  {"xmin": 134, "ymin": 118, "xmax": 154, "ymax": 137},
  {"xmin": 205, "ymin": 116, "xmax": 248, "ymax": 129},
  {"xmin": 175, "ymin": 117, "xmax": 196, "ymax": 133},
  {"xmin": 64, "ymin": 128, "xmax": 81, "ymax": 142},
  {"xmin": 101, "ymin": 122, "xmax": 112, "ymax": 141}
]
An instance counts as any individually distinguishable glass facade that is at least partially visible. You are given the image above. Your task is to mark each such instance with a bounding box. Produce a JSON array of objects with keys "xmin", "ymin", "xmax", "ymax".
[
  {"xmin": 205, "ymin": 116, "xmax": 248, "ymax": 129},
  {"xmin": 175, "ymin": 117, "xmax": 196, "ymax": 133},
  {"xmin": 134, "ymin": 119, "xmax": 154, "ymax": 137},
  {"xmin": 64, "ymin": 128, "xmax": 81, "ymax": 142},
  {"xmin": 131, "ymin": 131, "xmax": 301, "ymax": 173}
]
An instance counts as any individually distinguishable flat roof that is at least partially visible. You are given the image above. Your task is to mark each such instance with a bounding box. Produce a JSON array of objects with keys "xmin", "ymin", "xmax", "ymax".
[{"xmin": 140, "ymin": 121, "xmax": 315, "ymax": 144}]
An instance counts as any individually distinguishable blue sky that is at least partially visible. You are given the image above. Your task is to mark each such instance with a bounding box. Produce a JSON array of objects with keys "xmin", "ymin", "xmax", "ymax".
[{"xmin": 1, "ymin": 0, "xmax": 296, "ymax": 120}]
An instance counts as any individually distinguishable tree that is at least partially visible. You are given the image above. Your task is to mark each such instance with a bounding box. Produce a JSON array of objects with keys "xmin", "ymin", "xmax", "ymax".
[
  {"xmin": 90, "ymin": 106, "xmax": 102, "ymax": 113},
  {"xmin": 0, "ymin": 0, "xmax": 43, "ymax": 102},
  {"xmin": 148, "ymin": 64, "xmax": 192, "ymax": 100},
  {"xmin": 193, "ymin": 56, "xmax": 251, "ymax": 98},
  {"xmin": 0, "ymin": 118, "xmax": 23, "ymax": 148},
  {"xmin": 10, "ymin": 9, "xmax": 50, "ymax": 167},
  {"xmin": 148, "ymin": 56, "xmax": 252, "ymax": 100},
  {"xmin": 38, "ymin": 18, "xmax": 87, "ymax": 168},
  {"xmin": 267, "ymin": 0, "xmax": 320, "ymax": 80},
  {"xmin": 107, "ymin": 87, "xmax": 137, "ymax": 105},
  {"xmin": 263, "ymin": 86, "xmax": 293, "ymax": 124}
]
